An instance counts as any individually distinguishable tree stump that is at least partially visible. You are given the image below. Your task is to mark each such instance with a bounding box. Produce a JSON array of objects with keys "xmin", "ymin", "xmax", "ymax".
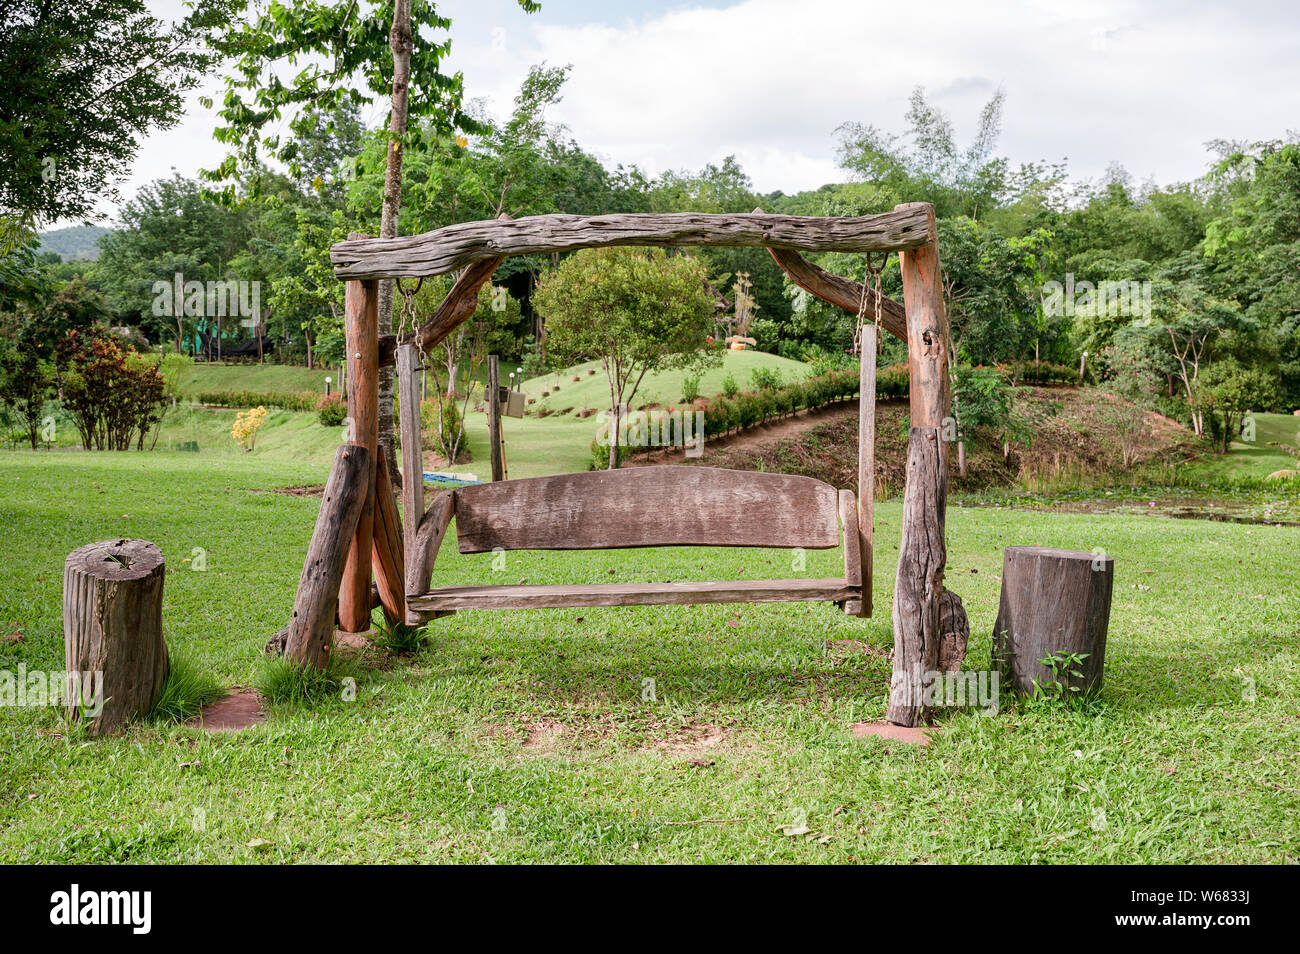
[
  {"xmin": 63, "ymin": 539, "xmax": 169, "ymax": 736},
  {"xmin": 992, "ymin": 546, "xmax": 1114, "ymax": 695}
]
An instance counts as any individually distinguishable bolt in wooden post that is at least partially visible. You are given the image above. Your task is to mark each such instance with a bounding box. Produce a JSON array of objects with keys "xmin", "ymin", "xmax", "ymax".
[{"xmin": 338, "ymin": 275, "xmax": 380, "ymax": 632}]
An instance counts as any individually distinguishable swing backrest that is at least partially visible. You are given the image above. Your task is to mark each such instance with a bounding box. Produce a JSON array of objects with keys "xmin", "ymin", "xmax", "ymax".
[{"xmin": 454, "ymin": 465, "xmax": 841, "ymax": 554}]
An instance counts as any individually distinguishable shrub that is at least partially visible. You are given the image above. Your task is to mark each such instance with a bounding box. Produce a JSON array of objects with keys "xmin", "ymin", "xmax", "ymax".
[
  {"xmin": 420, "ymin": 396, "xmax": 462, "ymax": 457},
  {"xmin": 194, "ymin": 389, "xmax": 319, "ymax": 411},
  {"xmin": 57, "ymin": 328, "xmax": 167, "ymax": 450},
  {"xmin": 231, "ymin": 406, "xmax": 269, "ymax": 452},
  {"xmin": 681, "ymin": 374, "xmax": 701, "ymax": 403},
  {"xmin": 720, "ymin": 371, "xmax": 739, "ymax": 397},
  {"xmin": 750, "ymin": 366, "xmax": 782, "ymax": 390},
  {"xmin": 316, "ymin": 393, "xmax": 346, "ymax": 427},
  {"xmin": 588, "ymin": 436, "xmax": 632, "ymax": 470}
]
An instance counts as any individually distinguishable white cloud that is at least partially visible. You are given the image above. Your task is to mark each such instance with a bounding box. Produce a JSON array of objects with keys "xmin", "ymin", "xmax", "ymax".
[{"xmin": 97, "ymin": 0, "xmax": 1300, "ymax": 222}]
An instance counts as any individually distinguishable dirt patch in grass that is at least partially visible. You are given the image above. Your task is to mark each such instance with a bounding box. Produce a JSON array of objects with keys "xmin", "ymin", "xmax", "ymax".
[
  {"xmin": 652, "ymin": 722, "xmax": 728, "ymax": 754},
  {"xmin": 825, "ymin": 638, "xmax": 887, "ymax": 659},
  {"xmin": 485, "ymin": 714, "xmax": 736, "ymax": 757},
  {"xmin": 267, "ymin": 484, "xmax": 325, "ymax": 497},
  {"xmin": 185, "ymin": 687, "xmax": 265, "ymax": 732}
]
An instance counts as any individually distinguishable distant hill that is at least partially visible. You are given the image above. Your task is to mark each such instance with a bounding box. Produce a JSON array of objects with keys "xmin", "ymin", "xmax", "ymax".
[{"xmin": 38, "ymin": 225, "xmax": 112, "ymax": 261}]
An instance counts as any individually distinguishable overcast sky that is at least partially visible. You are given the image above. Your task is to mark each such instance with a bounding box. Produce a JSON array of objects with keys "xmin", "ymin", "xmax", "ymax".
[{"xmin": 97, "ymin": 0, "xmax": 1300, "ymax": 225}]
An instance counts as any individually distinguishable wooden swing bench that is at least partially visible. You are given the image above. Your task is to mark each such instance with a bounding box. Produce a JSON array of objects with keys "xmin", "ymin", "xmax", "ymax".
[
  {"xmin": 403, "ymin": 465, "xmax": 867, "ymax": 618},
  {"xmin": 279, "ymin": 201, "xmax": 960, "ymax": 728}
]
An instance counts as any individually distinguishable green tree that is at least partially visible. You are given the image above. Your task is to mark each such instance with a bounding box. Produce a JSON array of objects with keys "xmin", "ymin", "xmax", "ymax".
[
  {"xmin": 533, "ymin": 248, "xmax": 719, "ymax": 468},
  {"xmin": 206, "ymin": 0, "xmax": 541, "ymax": 479},
  {"xmin": 0, "ymin": 0, "xmax": 227, "ymax": 224},
  {"xmin": 835, "ymin": 86, "xmax": 1008, "ymax": 220},
  {"xmin": 1199, "ymin": 359, "xmax": 1282, "ymax": 454},
  {"xmin": 95, "ymin": 175, "xmax": 252, "ymax": 349}
]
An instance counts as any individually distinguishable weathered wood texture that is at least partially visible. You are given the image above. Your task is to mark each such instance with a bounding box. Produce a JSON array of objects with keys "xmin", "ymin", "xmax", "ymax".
[
  {"xmin": 409, "ymin": 578, "xmax": 856, "ymax": 614},
  {"xmin": 370, "ymin": 453, "xmax": 406, "ymax": 625},
  {"xmin": 454, "ymin": 465, "xmax": 841, "ymax": 554},
  {"xmin": 938, "ymin": 588, "xmax": 970, "ymax": 673},
  {"xmin": 338, "ymin": 278, "xmax": 379, "ymax": 632},
  {"xmin": 405, "ymin": 491, "xmax": 455, "ymax": 623},
  {"xmin": 331, "ymin": 208, "xmax": 933, "ymax": 279},
  {"xmin": 487, "ymin": 355, "xmax": 504, "ymax": 482},
  {"xmin": 63, "ymin": 539, "xmax": 168, "ymax": 736},
  {"xmin": 857, "ymin": 324, "xmax": 877, "ymax": 617},
  {"xmin": 396, "ymin": 344, "xmax": 424, "ymax": 554},
  {"xmin": 283, "ymin": 445, "xmax": 372, "ymax": 668},
  {"xmin": 413, "ymin": 254, "xmax": 502, "ymax": 351},
  {"xmin": 993, "ymin": 546, "xmax": 1114, "ymax": 694},
  {"xmin": 886, "ymin": 427, "xmax": 948, "ymax": 727},
  {"xmin": 896, "ymin": 204, "xmax": 950, "ymax": 428},
  {"xmin": 765, "ymin": 246, "xmax": 907, "ymax": 342},
  {"xmin": 839, "ymin": 489, "xmax": 865, "ymax": 616}
]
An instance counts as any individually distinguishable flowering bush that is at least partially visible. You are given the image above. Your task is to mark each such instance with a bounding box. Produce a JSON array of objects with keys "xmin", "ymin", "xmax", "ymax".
[
  {"xmin": 316, "ymin": 393, "xmax": 346, "ymax": 426},
  {"xmin": 232, "ymin": 406, "xmax": 269, "ymax": 452},
  {"xmin": 57, "ymin": 328, "xmax": 167, "ymax": 450}
]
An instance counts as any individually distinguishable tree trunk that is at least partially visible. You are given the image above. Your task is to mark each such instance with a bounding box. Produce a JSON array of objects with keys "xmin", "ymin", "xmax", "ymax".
[
  {"xmin": 992, "ymin": 546, "xmax": 1114, "ymax": 695},
  {"xmin": 376, "ymin": 0, "xmax": 414, "ymax": 492},
  {"xmin": 886, "ymin": 427, "xmax": 947, "ymax": 726},
  {"xmin": 282, "ymin": 445, "xmax": 372, "ymax": 668},
  {"xmin": 63, "ymin": 539, "xmax": 169, "ymax": 736}
]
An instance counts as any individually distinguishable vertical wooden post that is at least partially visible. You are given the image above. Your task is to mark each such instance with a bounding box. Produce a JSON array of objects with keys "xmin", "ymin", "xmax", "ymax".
[
  {"xmin": 397, "ymin": 343, "xmax": 424, "ymax": 559},
  {"xmin": 887, "ymin": 202, "xmax": 951, "ymax": 726},
  {"xmin": 283, "ymin": 445, "xmax": 371, "ymax": 668},
  {"xmin": 338, "ymin": 276, "xmax": 379, "ymax": 633},
  {"xmin": 855, "ymin": 323, "xmax": 876, "ymax": 617},
  {"xmin": 487, "ymin": 355, "xmax": 504, "ymax": 482}
]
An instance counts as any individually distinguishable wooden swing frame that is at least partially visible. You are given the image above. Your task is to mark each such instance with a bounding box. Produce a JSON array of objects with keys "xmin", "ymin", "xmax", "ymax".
[{"xmin": 280, "ymin": 202, "xmax": 953, "ymax": 727}]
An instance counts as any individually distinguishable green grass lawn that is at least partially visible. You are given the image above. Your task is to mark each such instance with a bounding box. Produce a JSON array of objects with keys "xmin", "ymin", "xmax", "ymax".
[
  {"xmin": 177, "ymin": 362, "xmax": 336, "ymax": 398},
  {"xmin": 1, "ymin": 450, "xmax": 1296, "ymax": 863},
  {"xmin": 522, "ymin": 349, "xmax": 809, "ymax": 418},
  {"xmin": 1178, "ymin": 412, "xmax": 1300, "ymax": 481}
]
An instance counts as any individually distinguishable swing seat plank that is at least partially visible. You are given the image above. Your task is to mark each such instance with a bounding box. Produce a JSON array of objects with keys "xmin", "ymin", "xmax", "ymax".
[
  {"xmin": 453, "ymin": 465, "xmax": 840, "ymax": 554},
  {"xmin": 408, "ymin": 577, "xmax": 856, "ymax": 613}
]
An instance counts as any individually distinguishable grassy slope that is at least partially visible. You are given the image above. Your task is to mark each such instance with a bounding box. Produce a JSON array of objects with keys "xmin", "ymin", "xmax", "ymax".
[
  {"xmin": 0, "ymin": 451, "xmax": 1296, "ymax": 863},
  {"xmin": 1180, "ymin": 412, "xmax": 1300, "ymax": 481},
  {"xmin": 522, "ymin": 350, "xmax": 808, "ymax": 418},
  {"xmin": 178, "ymin": 363, "xmax": 335, "ymax": 397}
]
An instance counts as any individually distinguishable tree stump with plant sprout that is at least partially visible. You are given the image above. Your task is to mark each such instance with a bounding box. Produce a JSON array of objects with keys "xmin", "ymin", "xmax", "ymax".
[
  {"xmin": 992, "ymin": 546, "xmax": 1114, "ymax": 697},
  {"xmin": 63, "ymin": 539, "xmax": 169, "ymax": 735}
]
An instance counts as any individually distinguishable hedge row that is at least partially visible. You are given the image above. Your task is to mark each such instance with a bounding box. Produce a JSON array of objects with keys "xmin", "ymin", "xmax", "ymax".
[
  {"xmin": 625, "ymin": 363, "xmax": 910, "ymax": 444},
  {"xmin": 1010, "ymin": 362, "xmax": 1077, "ymax": 385},
  {"xmin": 192, "ymin": 389, "xmax": 321, "ymax": 412}
]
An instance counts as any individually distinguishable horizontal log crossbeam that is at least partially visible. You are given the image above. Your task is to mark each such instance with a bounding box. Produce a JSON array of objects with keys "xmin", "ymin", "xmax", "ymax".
[{"xmin": 331, "ymin": 208, "xmax": 932, "ymax": 280}]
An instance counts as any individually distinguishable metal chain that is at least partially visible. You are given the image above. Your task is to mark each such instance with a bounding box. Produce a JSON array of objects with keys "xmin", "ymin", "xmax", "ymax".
[
  {"xmin": 394, "ymin": 275, "xmax": 424, "ymax": 356},
  {"xmin": 854, "ymin": 252, "xmax": 888, "ymax": 355}
]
